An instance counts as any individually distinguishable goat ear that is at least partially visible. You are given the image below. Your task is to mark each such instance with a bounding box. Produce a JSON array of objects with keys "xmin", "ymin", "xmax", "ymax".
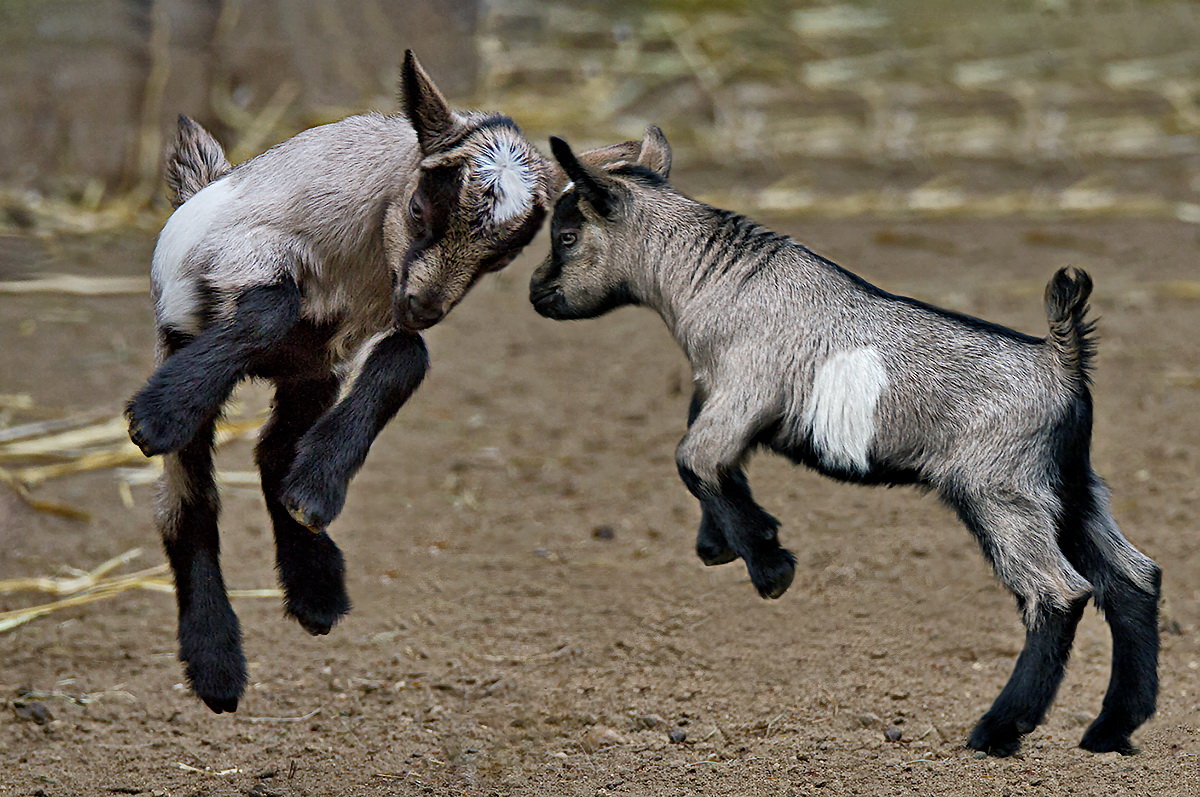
[
  {"xmin": 546, "ymin": 138, "xmax": 640, "ymax": 196},
  {"xmin": 637, "ymin": 125, "xmax": 672, "ymax": 178},
  {"xmin": 401, "ymin": 50, "xmax": 460, "ymax": 154},
  {"xmin": 549, "ymin": 136, "xmax": 617, "ymax": 218}
]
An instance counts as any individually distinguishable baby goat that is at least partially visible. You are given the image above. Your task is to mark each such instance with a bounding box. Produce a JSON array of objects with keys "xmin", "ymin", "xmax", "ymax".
[
  {"xmin": 125, "ymin": 52, "xmax": 557, "ymax": 713},
  {"xmin": 530, "ymin": 129, "xmax": 1161, "ymax": 757}
]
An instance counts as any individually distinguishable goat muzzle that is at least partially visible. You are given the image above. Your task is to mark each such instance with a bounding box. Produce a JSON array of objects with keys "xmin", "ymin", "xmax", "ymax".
[
  {"xmin": 396, "ymin": 294, "xmax": 446, "ymax": 331},
  {"xmin": 530, "ymin": 285, "xmax": 566, "ymax": 318}
]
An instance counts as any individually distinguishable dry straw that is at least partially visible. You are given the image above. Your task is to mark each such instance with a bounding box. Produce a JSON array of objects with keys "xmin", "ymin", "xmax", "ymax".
[
  {"xmin": 0, "ymin": 409, "xmax": 264, "ymax": 518},
  {"xmin": 0, "ymin": 547, "xmax": 280, "ymax": 633}
]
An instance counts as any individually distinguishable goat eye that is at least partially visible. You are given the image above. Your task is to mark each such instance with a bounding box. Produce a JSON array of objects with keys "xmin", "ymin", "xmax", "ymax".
[
  {"xmin": 559, "ymin": 231, "xmax": 578, "ymax": 248},
  {"xmin": 409, "ymin": 198, "xmax": 423, "ymax": 222}
]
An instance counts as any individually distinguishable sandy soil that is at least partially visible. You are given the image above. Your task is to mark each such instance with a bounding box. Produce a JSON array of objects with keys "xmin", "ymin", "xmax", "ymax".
[{"xmin": 0, "ymin": 219, "xmax": 1197, "ymax": 796}]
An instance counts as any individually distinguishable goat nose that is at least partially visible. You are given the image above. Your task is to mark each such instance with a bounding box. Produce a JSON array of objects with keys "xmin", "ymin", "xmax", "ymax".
[{"xmin": 403, "ymin": 294, "xmax": 445, "ymax": 329}]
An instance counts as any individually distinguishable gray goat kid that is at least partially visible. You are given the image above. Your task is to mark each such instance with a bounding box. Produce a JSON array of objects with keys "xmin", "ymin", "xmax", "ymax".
[
  {"xmin": 126, "ymin": 51, "xmax": 562, "ymax": 714},
  {"xmin": 530, "ymin": 129, "xmax": 1160, "ymax": 757}
]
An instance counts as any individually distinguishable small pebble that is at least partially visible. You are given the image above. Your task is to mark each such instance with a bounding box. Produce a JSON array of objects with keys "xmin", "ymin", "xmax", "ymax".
[
  {"xmin": 581, "ymin": 726, "xmax": 624, "ymax": 753},
  {"xmin": 592, "ymin": 525, "xmax": 616, "ymax": 540},
  {"xmin": 972, "ymin": 750, "xmax": 988, "ymax": 759},
  {"xmin": 633, "ymin": 713, "xmax": 665, "ymax": 730},
  {"xmin": 668, "ymin": 727, "xmax": 687, "ymax": 744},
  {"xmin": 884, "ymin": 725, "xmax": 903, "ymax": 743},
  {"xmin": 12, "ymin": 701, "xmax": 53, "ymax": 725},
  {"xmin": 854, "ymin": 712, "xmax": 882, "ymax": 729}
]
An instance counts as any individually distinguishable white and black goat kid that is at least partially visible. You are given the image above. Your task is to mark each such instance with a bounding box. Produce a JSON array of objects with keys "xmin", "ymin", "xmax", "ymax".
[
  {"xmin": 126, "ymin": 52, "xmax": 554, "ymax": 713},
  {"xmin": 530, "ymin": 129, "xmax": 1161, "ymax": 757}
]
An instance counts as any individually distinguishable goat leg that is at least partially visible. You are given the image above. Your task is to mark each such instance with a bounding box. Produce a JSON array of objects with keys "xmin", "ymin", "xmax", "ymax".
[
  {"xmin": 127, "ymin": 280, "xmax": 301, "ymax": 456},
  {"xmin": 281, "ymin": 330, "xmax": 429, "ymax": 532},
  {"xmin": 676, "ymin": 396, "xmax": 796, "ymax": 598}
]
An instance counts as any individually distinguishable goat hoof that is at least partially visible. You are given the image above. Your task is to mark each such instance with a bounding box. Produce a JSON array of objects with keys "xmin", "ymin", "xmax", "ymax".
[
  {"xmin": 185, "ymin": 661, "xmax": 246, "ymax": 715},
  {"xmin": 200, "ymin": 694, "xmax": 239, "ymax": 714},
  {"xmin": 276, "ymin": 530, "xmax": 351, "ymax": 635},
  {"xmin": 1080, "ymin": 716, "xmax": 1138, "ymax": 755},
  {"xmin": 284, "ymin": 590, "xmax": 350, "ymax": 643},
  {"xmin": 967, "ymin": 715, "xmax": 1024, "ymax": 757},
  {"xmin": 280, "ymin": 471, "xmax": 346, "ymax": 533},
  {"xmin": 125, "ymin": 401, "xmax": 192, "ymax": 456},
  {"xmin": 127, "ymin": 418, "xmax": 171, "ymax": 458},
  {"xmin": 299, "ymin": 617, "xmax": 334, "ymax": 636},
  {"xmin": 697, "ymin": 545, "xmax": 738, "ymax": 566},
  {"xmin": 284, "ymin": 500, "xmax": 326, "ymax": 533},
  {"xmin": 747, "ymin": 546, "xmax": 796, "ymax": 599}
]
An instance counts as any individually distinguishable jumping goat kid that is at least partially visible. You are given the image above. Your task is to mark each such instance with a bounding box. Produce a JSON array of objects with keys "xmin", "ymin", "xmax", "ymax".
[
  {"xmin": 126, "ymin": 52, "xmax": 558, "ymax": 713},
  {"xmin": 530, "ymin": 129, "xmax": 1161, "ymax": 757}
]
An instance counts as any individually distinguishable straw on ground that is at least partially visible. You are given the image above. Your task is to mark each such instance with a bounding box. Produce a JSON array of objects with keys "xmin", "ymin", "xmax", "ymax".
[{"xmin": 0, "ymin": 548, "xmax": 281, "ymax": 634}]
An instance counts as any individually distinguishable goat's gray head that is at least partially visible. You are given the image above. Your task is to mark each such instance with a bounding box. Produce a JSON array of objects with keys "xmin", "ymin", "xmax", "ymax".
[
  {"xmin": 391, "ymin": 51, "xmax": 553, "ymax": 331},
  {"xmin": 529, "ymin": 127, "xmax": 673, "ymax": 321}
]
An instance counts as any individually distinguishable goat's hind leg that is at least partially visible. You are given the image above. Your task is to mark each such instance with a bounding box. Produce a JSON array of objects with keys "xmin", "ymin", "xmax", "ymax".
[
  {"xmin": 1064, "ymin": 477, "xmax": 1161, "ymax": 754},
  {"xmin": 677, "ymin": 393, "xmax": 796, "ymax": 599},
  {"xmin": 950, "ymin": 489, "xmax": 1093, "ymax": 756},
  {"xmin": 257, "ymin": 377, "xmax": 350, "ymax": 636},
  {"xmin": 159, "ymin": 418, "xmax": 246, "ymax": 713}
]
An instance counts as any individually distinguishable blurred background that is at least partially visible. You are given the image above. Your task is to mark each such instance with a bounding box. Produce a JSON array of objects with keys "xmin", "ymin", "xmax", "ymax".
[{"xmin": 4, "ymin": 0, "xmax": 1200, "ymax": 228}]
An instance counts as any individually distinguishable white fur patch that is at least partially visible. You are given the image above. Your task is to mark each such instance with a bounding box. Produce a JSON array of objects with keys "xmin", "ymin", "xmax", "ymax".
[
  {"xmin": 152, "ymin": 178, "xmax": 235, "ymax": 330},
  {"xmin": 473, "ymin": 136, "xmax": 534, "ymax": 223},
  {"xmin": 803, "ymin": 347, "xmax": 888, "ymax": 473}
]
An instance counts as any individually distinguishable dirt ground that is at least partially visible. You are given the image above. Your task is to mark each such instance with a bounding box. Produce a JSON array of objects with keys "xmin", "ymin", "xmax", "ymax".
[{"xmin": 0, "ymin": 218, "xmax": 1197, "ymax": 796}]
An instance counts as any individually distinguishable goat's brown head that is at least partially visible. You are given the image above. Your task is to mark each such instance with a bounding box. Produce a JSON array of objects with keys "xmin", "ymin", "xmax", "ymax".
[{"xmin": 389, "ymin": 51, "xmax": 554, "ymax": 331}]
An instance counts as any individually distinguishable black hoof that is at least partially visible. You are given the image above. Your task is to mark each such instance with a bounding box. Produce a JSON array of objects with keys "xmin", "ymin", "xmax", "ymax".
[
  {"xmin": 696, "ymin": 514, "xmax": 737, "ymax": 566},
  {"xmin": 276, "ymin": 531, "xmax": 351, "ymax": 635},
  {"xmin": 201, "ymin": 694, "xmax": 240, "ymax": 714},
  {"xmin": 967, "ymin": 715, "xmax": 1025, "ymax": 757},
  {"xmin": 1080, "ymin": 716, "xmax": 1139, "ymax": 755},
  {"xmin": 697, "ymin": 543, "xmax": 738, "ymax": 566},
  {"xmin": 280, "ymin": 472, "xmax": 347, "ymax": 533},
  {"xmin": 282, "ymin": 497, "xmax": 328, "ymax": 533},
  {"xmin": 126, "ymin": 409, "xmax": 191, "ymax": 457},
  {"xmin": 183, "ymin": 651, "xmax": 247, "ymax": 716},
  {"xmin": 285, "ymin": 591, "xmax": 351, "ymax": 637},
  {"xmin": 745, "ymin": 546, "xmax": 796, "ymax": 599}
]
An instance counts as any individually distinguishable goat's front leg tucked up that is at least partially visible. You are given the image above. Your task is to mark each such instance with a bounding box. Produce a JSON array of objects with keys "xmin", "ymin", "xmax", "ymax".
[
  {"xmin": 687, "ymin": 389, "xmax": 737, "ymax": 566},
  {"xmin": 127, "ymin": 280, "xmax": 301, "ymax": 456},
  {"xmin": 676, "ymin": 392, "xmax": 796, "ymax": 598},
  {"xmin": 281, "ymin": 331, "xmax": 429, "ymax": 532},
  {"xmin": 257, "ymin": 377, "xmax": 349, "ymax": 636}
]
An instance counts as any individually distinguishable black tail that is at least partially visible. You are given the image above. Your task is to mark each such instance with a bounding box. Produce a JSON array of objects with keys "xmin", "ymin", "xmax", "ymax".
[
  {"xmin": 165, "ymin": 115, "xmax": 232, "ymax": 209},
  {"xmin": 1044, "ymin": 267, "xmax": 1097, "ymax": 388}
]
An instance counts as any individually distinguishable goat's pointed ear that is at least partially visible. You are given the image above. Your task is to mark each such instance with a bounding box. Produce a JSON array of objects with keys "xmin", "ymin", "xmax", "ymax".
[
  {"xmin": 637, "ymin": 125, "xmax": 671, "ymax": 178},
  {"xmin": 546, "ymin": 138, "xmax": 640, "ymax": 196},
  {"xmin": 401, "ymin": 50, "xmax": 460, "ymax": 154},
  {"xmin": 550, "ymin": 136, "xmax": 617, "ymax": 218}
]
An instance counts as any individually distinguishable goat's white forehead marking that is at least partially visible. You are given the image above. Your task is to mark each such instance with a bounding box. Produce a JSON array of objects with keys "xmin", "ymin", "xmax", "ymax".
[
  {"xmin": 152, "ymin": 178, "xmax": 236, "ymax": 332},
  {"xmin": 471, "ymin": 132, "xmax": 535, "ymax": 224},
  {"xmin": 803, "ymin": 346, "xmax": 888, "ymax": 473}
]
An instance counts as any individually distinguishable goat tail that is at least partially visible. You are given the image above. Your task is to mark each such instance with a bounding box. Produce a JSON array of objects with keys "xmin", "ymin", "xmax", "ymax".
[
  {"xmin": 165, "ymin": 115, "xmax": 232, "ymax": 209},
  {"xmin": 1044, "ymin": 266, "xmax": 1097, "ymax": 387}
]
